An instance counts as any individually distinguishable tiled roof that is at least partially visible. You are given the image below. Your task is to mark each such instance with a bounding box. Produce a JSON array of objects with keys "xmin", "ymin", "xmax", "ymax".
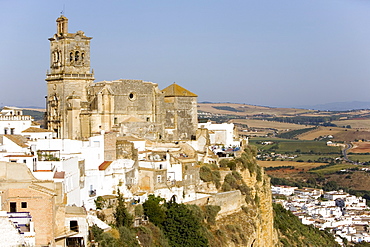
[
  {"xmin": 4, "ymin": 135, "xmax": 28, "ymax": 148},
  {"xmin": 99, "ymin": 161, "xmax": 113, "ymax": 171},
  {"xmin": 162, "ymin": 83, "xmax": 197, "ymax": 97},
  {"xmin": 53, "ymin": 171, "xmax": 65, "ymax": 179},
  {"xmin": 22, "ymin": 127, "xmax": 52, "ymax": 133},
  {"xmin": 4, "ymin": 155, "xmax": 33, "ymax": 157}
]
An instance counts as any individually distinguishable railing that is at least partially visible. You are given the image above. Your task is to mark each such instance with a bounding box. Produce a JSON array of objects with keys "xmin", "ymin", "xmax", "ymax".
[
  {"xmin": 0, "ymin": 115, "xmax": 32, "ymax": 121},
  {"xmin": 46, "ymin": 73, "xmax": 94, "ymax": 80}
]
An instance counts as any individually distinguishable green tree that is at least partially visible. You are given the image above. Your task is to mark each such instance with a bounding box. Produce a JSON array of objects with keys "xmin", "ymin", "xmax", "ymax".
[
  {"xmin": 162, "ymin": 201, "xmax": 208, "ymax": 247},
  {"xmin": 114, "ymin": 190, "xmax": 133, "ymax": 228},
  {"xmin": 143, "ymin": 195, "xmax": 166, "ymax": 226}
]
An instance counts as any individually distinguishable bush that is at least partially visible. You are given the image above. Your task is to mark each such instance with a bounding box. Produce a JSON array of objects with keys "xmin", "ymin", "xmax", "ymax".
[
  {"xmin": 204, "ymin": 205, "xmax": 221, "ymax": 225},
  {"xmin": 200, "ymin": 166, "xmax": 213, "ymax": 182}
]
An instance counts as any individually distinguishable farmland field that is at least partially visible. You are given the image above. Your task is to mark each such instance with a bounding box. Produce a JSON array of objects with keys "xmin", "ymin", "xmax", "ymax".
[
  {"xmin": 350, "ymin": 142, "xmax": 370, "ymax": 153},
  {"xmin": 277, "ymin": 141, "xmax": 341, "ymax": 154},
  {"xmin": 198, "ymin": 103, "xmax": 313, "ymax": 117},
  {"xmin": 232, "ymin": 119, "xmax": 311, "ymax": 131},
  {"xmin": 347, "ymin": 155, "xmax": 370, "ymax": 163},
  {"xmin": 293, "ymin": 154, "xmax": 340, "ymax": 162},
  {"xmin": 297, "ymin": 126, "xmax": 344, "ymax": 140},
  {"xmin": 333, "ymin": 130, "xmax": 370, "ymax": 142},
  {"xmin": 332, "ymin": 119, "xmax": 370, "ymax": 129},
  {"xmin": 258, "ymin": 160, "xmax": 323, "ymax": 171},
  {"xmin": 308, "ymin": 164, "xmax": 358, "ymax": 175}
]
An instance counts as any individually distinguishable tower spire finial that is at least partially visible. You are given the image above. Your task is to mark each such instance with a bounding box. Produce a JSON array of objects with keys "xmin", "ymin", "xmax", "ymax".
[{"xmin": 60, "ymin": 4, "xmax": 65, "ymax": 16}]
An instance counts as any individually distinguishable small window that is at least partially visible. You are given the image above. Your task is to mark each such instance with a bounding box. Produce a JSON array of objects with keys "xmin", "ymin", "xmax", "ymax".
[
  {"xmin": 70, "ymin": 220, "xmax": 79, "ymax": 232},
  {"xmin": 21, "ymin": 202, "xmax": 27, "ymax": 208},
  {"xmin": 10, "ymin": 128, "xmax": 14, "ymax": 135},
  {"xmin": 128, "ymin": 92, "xmax": 136, "ymax": 101},
  {"xmin": 4, "ymin": 128, "xmax": 7, "ymax": 135},
  {"xmin": 157, "ymin": 175, "xmax": 162, "ymax": 183},
  {"xmin": 23, "ymin": 160, "xmax": 26, "ymax": 163}
]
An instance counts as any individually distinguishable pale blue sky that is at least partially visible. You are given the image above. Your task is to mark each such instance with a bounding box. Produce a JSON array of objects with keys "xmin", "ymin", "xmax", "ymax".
[{"xmin": 1, "ymin": 0, "xmax": 370, "ymax": 108}]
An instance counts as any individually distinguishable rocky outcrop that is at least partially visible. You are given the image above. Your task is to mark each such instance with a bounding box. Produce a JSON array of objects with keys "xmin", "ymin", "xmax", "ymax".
[{"xmin": 208, "ymin": 163, "xmax": 279, "ymax": 246}]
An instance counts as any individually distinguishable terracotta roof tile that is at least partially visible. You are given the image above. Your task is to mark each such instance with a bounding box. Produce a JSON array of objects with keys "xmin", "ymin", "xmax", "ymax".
[
  {"xmin": 22, "ymin": 127, "xmax": 52, "ymax": 133},
  {"xmin": 53, "ymin": 171, "xmax": 65, "ymax": 179},
  {"xmin": 99, "ymin": 161, "xmax": 113, "ymax": 170},
  {"xmin": 162, "ymin": 83, "xmax": 197, "ymax": 97},
  {"xmin": 4, "ymin": 155, "xmax": 33, "ymax": 157},
  {"xmin": 4, "ymin": 135, "xmax": 28, "ymax": 148}
]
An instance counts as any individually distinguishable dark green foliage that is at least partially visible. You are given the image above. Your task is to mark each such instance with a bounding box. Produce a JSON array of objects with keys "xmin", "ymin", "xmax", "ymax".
[
  {"xmin": 118, "ymin": 226, "xmax": 139, "ymax": 247},
  {"xmin": 254, "ymin": 193, "xmax": 260, "ymax": 205},
  {"xmin": 231, "ymin": 171, "xmax": 242, "ymax": 180},
  {"xmin": 199, "ymin": 164, "xmax": 221, "ymax": 188},
  {"xmin": 236, "ymin": 146, "xmax": 258, "ymax": 173},
  {"xmin": 221, "ymin": 181, "xmax": 232, "ymax": 192},
  {"xmin": 134, "ymin": 204, "xmax": 143, "ymax": 217},
  {"xmin": 98, "ymin": 232, "xmax": 120, "ymax": 247},
  {"xmin": 212, "ymin": 106, "xmax": 243, "ymax": 112},
  {"xmin": 94, "ymin": 196, "xmax": 107, "ymax": 210},
  {"xmin": 143, "ymin": 195, "xmax": 166, "ymax": 227},
  {"xmin": 309, "ymin": 162, "xmax": 336, "ymax": 171},
  {"xmin": 89, "ymin": 224, "xmax": 104, "ymax": 242},
  {"xmin": 114, "ymin": 191, "xmax": 133, "ymax": 228},
  {"xmin": 135, "ymin": 226, "xmax": 153, "ymax": 247},
  {"xmin": 223, "ymin": 173, "xmax": 238, "ymax": 189},
  {"xmin": 273, "ymin": 203, "xmax": 340, "ymax": 246},
  {"xmin": 276, "ymin": 127, "xmax": 317, "ymax": 139},
  {"xmin": 200, "ymin": 166, "xmax": 213, "ymax": 182},
  {"xmin": 23, "ymin": 109, "xmax": 45, "ymax": 121},
  {"xmin": 212, "ymin": 170, "xmax": 221, "ymax": 188},
  {"xmin": 265, "ymin": 166, "xmax": 295, "ymax": 171},
  {"xmin": 268, "ymin": 116, "xmax": 339, "ymax": 126},
  {"xmin": 204, "ymin": 205, "xmax": 221, "ymax": 225},
  {"xmin": 187, "ymin": 204, "xmax": 205, "ymax": 221},
  {"xmin": 238, "ymin": 184, "xmax": 251, "ymax": 196},
  {"xmin": 219, "ymin": 159, "xmax": 237, "ymax": 170},
  {"xmin": 256, "ymin": 166, "xmax": 263, "ymax": 182},
  {"xmin": 162, "ymin": 201, "xmax": 208, "ymax": 247},
  {"xmin": 323, "ymin": 180, "xmax": 338, "ymax": 191}
]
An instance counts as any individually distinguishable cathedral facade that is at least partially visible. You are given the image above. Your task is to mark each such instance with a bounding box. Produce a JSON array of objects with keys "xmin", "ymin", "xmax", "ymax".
[{"xmin": 46, "ymin": 16, "xmax": 197, "ymax": 141}]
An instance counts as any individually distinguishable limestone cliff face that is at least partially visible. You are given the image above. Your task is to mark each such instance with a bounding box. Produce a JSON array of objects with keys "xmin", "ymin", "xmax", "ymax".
[{"xmin": 212, "ymin": 165, "xmax": 279, "ymax": 247}]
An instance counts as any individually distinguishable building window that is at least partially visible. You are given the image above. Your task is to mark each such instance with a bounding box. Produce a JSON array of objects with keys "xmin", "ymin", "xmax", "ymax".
[
  {"xmin": 23, "ymin": 160, "xmax": 26, "ymax": 163},
  {"xmin": 10, "ymin": 128, "xmax": 14, "ymax": 135},
  {"xmin": 10, "ymin": 202, "xmax": 16, "ymax": 212},
  {"xmin": 157, "ymin": 175, "xmax": 162, "ymax": 183},
  {"xmin": 128, "ymin": 92, "xmax": 137, "ymax": 101},
  {"xmin": 70, "ymin": 220, "xmax": 79, "ymax": 232},
  {"xmin": 4, "ymin": 128, "xmax": 7, "ymax": 135},
  {"xmin": 21, "ymin": 202, "xmax": 27, "ymax": 208}
]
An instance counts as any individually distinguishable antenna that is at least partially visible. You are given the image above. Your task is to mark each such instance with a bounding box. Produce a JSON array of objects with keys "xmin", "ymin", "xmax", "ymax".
[{"xmin": 60, "ymin": 4, "xmax": 65, "ymax": 16}]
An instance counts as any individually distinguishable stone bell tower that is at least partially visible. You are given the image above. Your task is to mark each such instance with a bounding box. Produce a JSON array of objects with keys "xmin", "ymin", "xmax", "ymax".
[{"xmin": 45, "ymin": 15, "xmax": 94, "ymax": 139}]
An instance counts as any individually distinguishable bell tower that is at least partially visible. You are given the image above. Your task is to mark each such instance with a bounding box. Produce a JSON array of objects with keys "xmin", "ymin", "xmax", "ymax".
[{"xmin": 46, "ymin": 15, "xmax": 94, "ymax": 139}]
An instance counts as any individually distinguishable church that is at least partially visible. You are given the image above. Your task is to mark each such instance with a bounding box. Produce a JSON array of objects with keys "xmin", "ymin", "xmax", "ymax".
[{"xmin": 45, "ymin": 16, "xmax": 198, "ymax": 141}]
